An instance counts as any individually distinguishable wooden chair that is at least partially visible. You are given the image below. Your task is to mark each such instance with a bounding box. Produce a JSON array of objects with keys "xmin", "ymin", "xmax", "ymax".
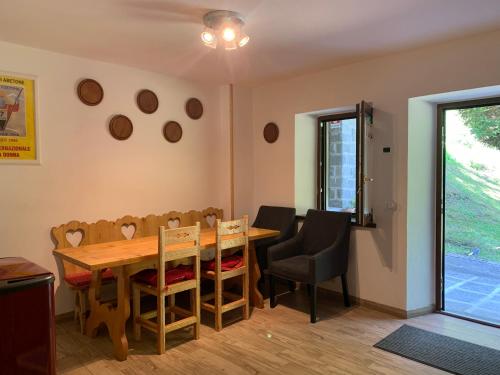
[
  {"xmin": 132, "ymin": 223, "xmax": 201, "ymax": 354},
  {"xmin": 201, "ymin": 215, "xmax": 249, "ymax": 331}
]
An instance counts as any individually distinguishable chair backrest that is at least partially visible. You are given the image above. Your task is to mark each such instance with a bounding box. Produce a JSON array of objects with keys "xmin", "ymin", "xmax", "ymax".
[
  {"xmin": 253, "ymin": 205, "xmax": 296, "ymax": 240},
  {"xmin": 216, "ymin": 215, "xmax": 249, "ymax": 251},
  {"xmin": 300, "ymin": 209, "xmax": 351, "ymax": 255},
  {"xmin": 158, "ymin": 222, "xmax": 201, "ymax": 290}
]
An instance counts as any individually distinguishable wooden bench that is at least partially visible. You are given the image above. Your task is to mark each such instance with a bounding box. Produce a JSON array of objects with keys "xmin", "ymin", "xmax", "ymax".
[{"xmin": 51, "ymin": 207, "xmax": 223, "ymax": 332}]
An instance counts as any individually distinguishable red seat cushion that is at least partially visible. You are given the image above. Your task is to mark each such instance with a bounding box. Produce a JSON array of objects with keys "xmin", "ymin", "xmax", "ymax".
[
  {"xmin": 202, "ymin": 255, "xmax": 244, "ymax": 272},
  {"xmin": 134, "ymin": 265, "xmax": 194, "ymax": 287},
  {"xmin": 64, "ymin": 268, "xmax": 114, "ymax": 288}
]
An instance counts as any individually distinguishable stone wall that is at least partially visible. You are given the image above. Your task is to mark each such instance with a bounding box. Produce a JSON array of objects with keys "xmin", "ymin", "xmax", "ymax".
[{"xmin": 327, "ymin": 119, "xmax": 356, "ymax": 210}]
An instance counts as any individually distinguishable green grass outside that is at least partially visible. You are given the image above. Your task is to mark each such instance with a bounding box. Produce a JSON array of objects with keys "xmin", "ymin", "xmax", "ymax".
[{"xmin": 444, "ymin": 153, "xmax": 500, "ymax": 263}]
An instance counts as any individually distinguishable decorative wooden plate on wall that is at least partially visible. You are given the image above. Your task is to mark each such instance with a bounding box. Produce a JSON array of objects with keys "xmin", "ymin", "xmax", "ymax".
[
  {"xmin": 77, "ymin": 79, "xmax": 104, "ymax": 106},
  {"xmin": 163, "ymin": 121, "xmax": 183, "ymax": 143},
  {"xmin": 185, "ymin": 98, "xmax": 203, "ymax": 120},
  {"xmin": 137, "ymin": 89, "xmax": 159, "ymax": 114},
  {"xmin": 263, "ymin": 122, "xmax": 279, "ymax": 143},
  {"xmin": 109, "ymin": 115, "xmax": 133, "ymax": 140}
]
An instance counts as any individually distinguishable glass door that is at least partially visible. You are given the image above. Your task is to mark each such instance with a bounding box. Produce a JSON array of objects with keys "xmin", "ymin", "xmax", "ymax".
[{"xmin": 437, "ymin": 98, "xmax": 500, "ymax": 326}]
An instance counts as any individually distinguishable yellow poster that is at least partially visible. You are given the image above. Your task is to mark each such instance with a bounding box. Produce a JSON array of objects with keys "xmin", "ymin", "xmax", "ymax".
[{"xmin": 0, "ymin": 74, "xmax": 37, "ymax": 161}]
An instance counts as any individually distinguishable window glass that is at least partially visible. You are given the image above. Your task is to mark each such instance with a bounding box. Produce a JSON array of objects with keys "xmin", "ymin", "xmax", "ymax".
[{"xmin": 325, "ymin": 118, "xmax": 357, "ymax": 213}]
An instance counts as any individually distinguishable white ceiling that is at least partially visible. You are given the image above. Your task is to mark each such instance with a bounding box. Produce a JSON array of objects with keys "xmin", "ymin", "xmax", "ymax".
[{"xmin": 1, "ymin": 0, "xmax": 500, "ymax": 85}]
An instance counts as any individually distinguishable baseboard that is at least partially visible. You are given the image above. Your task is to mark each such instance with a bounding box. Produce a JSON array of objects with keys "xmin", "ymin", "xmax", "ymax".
[
  {"xmin": 55, "ymin": 311, "xmax": 74, "ymax": 322},
  {"xmin": 405, "ymin": 304, "xmax": 436, "ymax": 318},
  {"xmin": 317, "ymin": 286, "xmax": 434, "ymax": 319}
]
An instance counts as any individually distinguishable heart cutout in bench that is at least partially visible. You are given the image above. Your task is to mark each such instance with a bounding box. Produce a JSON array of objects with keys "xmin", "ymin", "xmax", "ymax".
[
  {"xmin": 205, "ymin": 214, "xmax": 216, "ymax": 228},
  {"xmin": 66, "ymin": 230, "xmax": 83, "ymax": 247},
  {"xmin": 168, "ymin": 218, "xmax": 180, "ymax": 229},
  {"xmin": 121, "ymin": 224, "xmax": 136, "ymax": 240}
]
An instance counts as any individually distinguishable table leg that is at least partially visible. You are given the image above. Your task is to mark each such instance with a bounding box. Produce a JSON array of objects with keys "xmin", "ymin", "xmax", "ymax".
[
  {"xmin": 249, "ymin": 241, "xmax": 264, "ymax": 308},
  {"xmin": 86, "ymin": 267, "xmax": 130, "ymax": 361}
]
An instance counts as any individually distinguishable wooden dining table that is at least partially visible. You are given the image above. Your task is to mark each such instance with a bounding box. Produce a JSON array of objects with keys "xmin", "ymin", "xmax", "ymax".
[{"xmin": 53, "ymin": 226, "xmax": 279, "ymax": 361}]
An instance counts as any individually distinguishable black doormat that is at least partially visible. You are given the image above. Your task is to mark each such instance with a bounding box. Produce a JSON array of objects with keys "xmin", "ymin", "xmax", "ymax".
[{"xmin": 374, "ymin": 325, "xmax": 500, "ymax": 375}]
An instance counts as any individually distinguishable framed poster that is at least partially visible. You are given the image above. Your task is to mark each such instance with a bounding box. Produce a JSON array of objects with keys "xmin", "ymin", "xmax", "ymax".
[{"xmin": 0, "ymin": 73, "xmax": 38, "ymax": 163}]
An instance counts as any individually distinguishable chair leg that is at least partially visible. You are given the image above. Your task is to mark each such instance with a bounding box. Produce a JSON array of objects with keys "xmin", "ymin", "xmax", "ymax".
[
  {"xmin": 132, "ymin": 284, "xmax": 141, "ymax": 341},
  {"xmin": 242, "ymin": 247, "xmax": 250, "ymax": 320},
  {"xmin": 191, "ymin": 289, "xmax": 200, "ymax": 339},
  {"xmin": 168, "ymin": 294, "xmax": 175, "ymax": 323},
  {"xmin": 306, "ymin": 283, "xmax": 312, "ymax": 297},
  {"xmin": 269, "ymin": 275, "xmax": 277, "ymax": 308},
  {"xmin": 288, "ymin": 281, "xmax": 296, "ymax": 292},
  {"xmin": 242, "ymin": 272, "xmax": 250, "ymax": 320},
  {"xmin": 341, "ymin": 273, "xmax": 351, "ymax": 307},
  {"xmin": 157, "ymin": 294, "xmax": 166, "ymax": 354},
  {"xmin": 193, "ymin": 254, "xmax": 201, "ymax": 340},
  {"xmin": 310, "ymin": 284, "xmax": 317, "ymax": 323},
  {"xmin": 215, "ymin": 276, "xmax": 223, "ymax": 331}
]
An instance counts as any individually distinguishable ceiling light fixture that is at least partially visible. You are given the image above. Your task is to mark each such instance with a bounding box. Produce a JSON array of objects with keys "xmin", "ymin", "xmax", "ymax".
[{"xmin": 201, "ymin": 10, "xmax": 249, "ymax": 50}]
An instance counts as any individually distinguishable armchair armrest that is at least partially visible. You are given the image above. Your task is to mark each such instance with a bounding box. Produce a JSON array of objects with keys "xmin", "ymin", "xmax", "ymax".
[
  {"xmin": 309, "ymin": 230, "xmax": 349, "ymax": 283},
  {"xmin": 254, "ymin": 236, "xmax": 280, "ymax": 249},
  {"xmin": 268, "ymin": 234, "xmax": 303, "ymax": 264}
]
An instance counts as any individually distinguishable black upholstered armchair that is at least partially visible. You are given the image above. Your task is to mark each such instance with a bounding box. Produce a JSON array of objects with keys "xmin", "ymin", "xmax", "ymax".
[
  {"xmin": 267, "ymin": 209, "xmax": 351, "ymax": 323},
  {"xmin": 252, "ymin": 206, "xmax": 296, "ymax": 292}
]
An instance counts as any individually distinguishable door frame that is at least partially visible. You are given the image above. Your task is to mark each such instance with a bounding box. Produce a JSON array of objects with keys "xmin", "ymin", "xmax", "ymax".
[{"xmin": 436, "ymin": 96, "xmax": 500, "ymax": 327}]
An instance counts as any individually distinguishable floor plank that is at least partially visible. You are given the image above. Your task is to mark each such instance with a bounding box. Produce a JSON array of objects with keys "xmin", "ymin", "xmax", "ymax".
[{"xmin": 56, "ymin": 288, "xmax": 500, "ymax": 374}]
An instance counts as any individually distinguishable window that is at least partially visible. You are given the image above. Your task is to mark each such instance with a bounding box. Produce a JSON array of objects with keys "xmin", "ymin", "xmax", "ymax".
[{"xmin": 317, "ymin": 101, "xmax": 374, "ymax": 226}]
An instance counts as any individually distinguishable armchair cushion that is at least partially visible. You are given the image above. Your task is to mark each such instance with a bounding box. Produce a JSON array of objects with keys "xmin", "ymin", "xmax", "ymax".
[
  {"xmin": 267, "ymin": 235, "xmax": 303, "ymax": 265},
  {"xmin": 268, "ymin": 255, "xmax": 310, "ymax": 282}
]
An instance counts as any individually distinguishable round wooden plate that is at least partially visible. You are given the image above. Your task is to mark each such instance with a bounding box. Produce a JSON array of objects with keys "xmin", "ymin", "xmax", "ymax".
[
  {"xmin": 77, "ymin": 79, "xmax": 103, "ymax": 106},
  {"xmin": 263, "ymin": 122, "xmax": 279, "ymax": 143},
  {"xmin": 185, "ymin": 98, "xmax": 203, "ymax": 120},
  {"xmin": 163, "ymin": 121, "xmax": 182, "ymax": 143},
  {"xmin": 137, "ymin": 89, "xmax": 158, "ymax": 114},
  {"xmin": 109, "ymin": 115, "xmax": 133, "ymax": 140}
]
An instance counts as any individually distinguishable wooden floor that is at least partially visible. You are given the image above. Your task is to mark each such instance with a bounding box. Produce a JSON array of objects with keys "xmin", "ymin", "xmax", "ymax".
[{"xmin": 56, "ymin": 288, "xmax": 500, "ymax": 375}]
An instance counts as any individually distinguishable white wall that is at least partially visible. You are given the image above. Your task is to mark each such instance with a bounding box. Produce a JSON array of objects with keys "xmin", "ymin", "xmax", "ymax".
[
  {"xmin": 294, "ymin": 114, "xmax": 316, "ymax": 215},
  {"xmin": 233, "ymin": 85, "xmax": 255, "ymax": 220},
  {"xmin": 407, "ymin": 99, "xmax": 436, "ymax": 310},
  {"xmin": 0, "ymin": 41, "xmax": 229, "ymax": 314},
  {"xmin": 248, "ymin": 29, "xmax": 500, "ymax": 311}
]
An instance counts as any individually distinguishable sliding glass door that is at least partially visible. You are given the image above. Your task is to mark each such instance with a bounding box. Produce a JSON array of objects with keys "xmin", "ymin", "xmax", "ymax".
[{"xmin": 436, "ymin": 98, "xmax": 500, "ymax": 326}]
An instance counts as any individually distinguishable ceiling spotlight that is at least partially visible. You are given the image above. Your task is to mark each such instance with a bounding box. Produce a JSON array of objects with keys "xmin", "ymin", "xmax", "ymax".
[
  {"xmin": 201, "ymin": 28, "xmax": 217, "ymax": 48},
  {"xmin": 238, "ymin": 33, "xmax": 250, "ymax": 47},
  {"xmin": 222, "ymin": 27, "xmax": 236, "ymax": 42},
  {"xmin": 201, "ymin": 10, "xmax": 249, "ymax": 50},
  {"xmin": 201, "ymin": 29, "xmax": 215, "ymax": 43}
]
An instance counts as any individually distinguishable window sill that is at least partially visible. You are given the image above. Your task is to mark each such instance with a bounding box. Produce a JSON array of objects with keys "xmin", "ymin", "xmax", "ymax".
[{"xmin": 295, "ymin": 214, "xmax": 376, "ymax": 229}]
